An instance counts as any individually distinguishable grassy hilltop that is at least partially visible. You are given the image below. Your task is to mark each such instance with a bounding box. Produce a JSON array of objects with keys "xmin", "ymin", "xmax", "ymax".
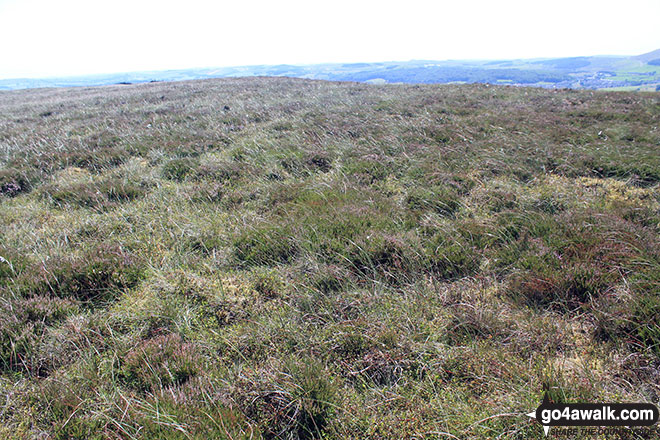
[{"xmin": 0, "ymin": 78, "xmax": 659, "ymax": 439}]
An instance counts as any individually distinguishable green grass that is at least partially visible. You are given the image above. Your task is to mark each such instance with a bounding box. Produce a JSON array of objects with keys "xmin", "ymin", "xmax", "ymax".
[{"xmin": 0, "ymin": 77, "xmax": 658, "ymax": 439}]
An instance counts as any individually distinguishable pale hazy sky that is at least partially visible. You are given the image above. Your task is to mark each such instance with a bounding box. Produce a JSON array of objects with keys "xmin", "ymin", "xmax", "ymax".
[{"xmin": 1, "ymin": 0, "xmax": 659, "ymax": 79}]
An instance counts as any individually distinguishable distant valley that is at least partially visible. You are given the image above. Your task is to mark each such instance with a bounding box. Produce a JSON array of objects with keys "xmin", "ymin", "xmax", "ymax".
[{"xmin": 1, "ymin": 49, "xmax": 659, "ymax": 91}]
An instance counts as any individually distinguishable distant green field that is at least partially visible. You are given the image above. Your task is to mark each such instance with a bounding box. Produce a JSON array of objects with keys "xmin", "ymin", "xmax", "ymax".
[
  {"xmin": 610, "ymin": 63, "xmax": 660, "ymax": 83},
  {"xmin": 603, "ymin": 84, "xmax": 660, "ymax": 91}
]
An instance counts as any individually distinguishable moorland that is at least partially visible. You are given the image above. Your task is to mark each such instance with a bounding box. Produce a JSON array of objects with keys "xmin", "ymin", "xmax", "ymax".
[{"xmin": 0, "ymin": 78, "xmax": 659, "ymax": 439}]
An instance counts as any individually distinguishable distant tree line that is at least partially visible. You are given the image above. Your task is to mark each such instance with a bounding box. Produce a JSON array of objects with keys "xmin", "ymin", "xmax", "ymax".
[{"xmin": 532, "ymin": 57, "xmax": 591, "ymax": 70}]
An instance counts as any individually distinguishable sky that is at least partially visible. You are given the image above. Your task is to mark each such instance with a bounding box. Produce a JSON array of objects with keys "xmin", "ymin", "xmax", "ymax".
[{"xmin": 1, "ymin": 0, "xmax": 659, "ymax": 79}]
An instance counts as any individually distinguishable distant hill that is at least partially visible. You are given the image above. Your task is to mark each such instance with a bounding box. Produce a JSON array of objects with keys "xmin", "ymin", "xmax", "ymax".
[
  {"xmin": 634, "ymin": 48, "xmax": 660, "ymax": 63},
  {"xmin": 2, "ymin": 50, "xmax": 659, "ymax": 91}
]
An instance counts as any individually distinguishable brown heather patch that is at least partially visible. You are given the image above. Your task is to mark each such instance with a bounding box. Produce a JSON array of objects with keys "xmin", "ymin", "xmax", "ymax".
[
  {"xmin": 0, "ymin": 295, "xmax": 78, "ymax": 374},
  {"xmin": 119, "ymin": 333, "xmax": 204, "ymax": 393}
]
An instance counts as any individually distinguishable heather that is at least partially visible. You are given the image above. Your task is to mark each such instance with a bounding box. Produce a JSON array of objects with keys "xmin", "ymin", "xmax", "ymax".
[{"xmin": 0, "ymin": 78, "xmax": 658, "ymax": 439}]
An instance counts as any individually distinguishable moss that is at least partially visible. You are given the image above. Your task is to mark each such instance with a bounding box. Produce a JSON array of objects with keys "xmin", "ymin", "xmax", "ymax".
[{"xmin": 252, "ymin": 269, "xmax": 285, "ymax": 299}]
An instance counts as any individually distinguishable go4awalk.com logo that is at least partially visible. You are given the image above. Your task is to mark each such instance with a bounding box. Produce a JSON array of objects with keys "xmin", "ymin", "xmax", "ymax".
[{"xmin": 527, "ymin": 393, "xmax": 659, "ymax": 436}]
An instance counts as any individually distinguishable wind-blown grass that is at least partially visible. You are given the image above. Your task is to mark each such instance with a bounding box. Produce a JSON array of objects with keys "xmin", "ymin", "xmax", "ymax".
[{"xmin": 0, "ymin": 77, "xmax": 658, "ymax": 439}]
